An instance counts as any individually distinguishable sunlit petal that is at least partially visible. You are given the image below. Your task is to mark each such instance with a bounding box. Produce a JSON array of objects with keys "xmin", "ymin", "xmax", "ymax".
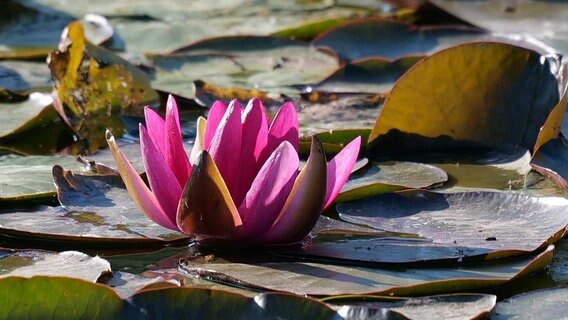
[{"xmin": 324, "ymin": 136, "xmax": 361, "ymax": 209}]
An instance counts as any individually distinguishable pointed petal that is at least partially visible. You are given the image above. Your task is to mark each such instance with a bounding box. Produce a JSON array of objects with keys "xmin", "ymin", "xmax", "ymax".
[
  {"xmin": 267, "ymin": 102, "xmax": 299, "ymax": 152},
  {"xmin": 234, "ymin": 98, "xmax": 269, "ymax": 206},
  {"xmin": 208, "ymin": 100, "xmax": 242, "ymax": 196},
  {"xmin": 189, "ymin": 116, "xmax": 206, "ymax": 165},
  {"xmin": 204, "ymin": 100, "xmax": 228, "ymax": 149},
  {"xmin": 177, "ymin": 150, "xmax": 243, "ymax": 240},
  {"xmin": 144, "ymin": 107, "xmax": 166, "ymax": 156},
  {"xmin": 140, "ymin": 124, "xmax": 183, "ymax": 224},
  {"xmin": 164, "ymin": 95, "xmax": 191, "ymax": 185},
  {"xmin": 323, "ymin": 136, "xmax": 361, "ymax": 209},
  {"xmin": 238, "ymin": 141, "xmax": 299, "ymax": 238},
  {"xmin": 262, "ymin": 136, "xmax": 327, "ymax": 244},
  {"xmin": 105, "ymin": 130, "xmax": 178, "ymax": 230}
]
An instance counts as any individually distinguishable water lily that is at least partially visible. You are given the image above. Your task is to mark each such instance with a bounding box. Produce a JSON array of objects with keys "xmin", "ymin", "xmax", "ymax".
[{"xmin": 106, "ymin": 95, "xmax": 361, "ymax": 245}]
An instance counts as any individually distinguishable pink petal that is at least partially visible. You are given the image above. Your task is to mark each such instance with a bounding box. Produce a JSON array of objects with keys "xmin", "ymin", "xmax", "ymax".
[
  {"xmin": 261, "ymin": 102, "xmax": 299, "ymax": 164},
  {"xmin": 323, "ymin": 136, "xmax": 362, "ymax": 209},
  {"xmin": 208, "ymin": 100, "xmax": 242, "ymax": 197},
  {"xmin": 189, "ymin": 116, "xmax": 206, "ymax": 165},
  {"xmin": 140, "ymin": 124, "xmax": 183, "ymax": 224},
  {"xmin": 164, "ymin": 95, "xmax": 191, "ymax": 186},
  {"xmin": 204, "ymin": 100, "xmax": 228, "ymax": 150},
  {"xmin": 234, "ymin": 98, "xmax": 269, "ymax": 206},
  {"xmin": 238, "ymin": 141, "xmax": 299, "ymax": 238},
  {"xmin": 144, "ymin": 107, "xmax": 166, "ymax": 156},
  {"xmin": 262, "ymin": 136, "xmax": 327, "ymax": 244},
  {"xmin": 105, "ymin": 130, "xmax": 178, "ymax": 230}
]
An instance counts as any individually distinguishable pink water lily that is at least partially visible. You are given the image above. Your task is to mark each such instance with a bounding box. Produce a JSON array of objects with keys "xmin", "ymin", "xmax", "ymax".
[{"xmin": 106, "ymin": 95, "xmax": 361, "ymax": 245}]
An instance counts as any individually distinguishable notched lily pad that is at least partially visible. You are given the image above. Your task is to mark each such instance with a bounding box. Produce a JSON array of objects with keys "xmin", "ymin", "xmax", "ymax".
[
  {"xmin": 312, "ymin": 18, "xmax": 484, "ymax": 61},
  {"xmin": 178, "ymin": 245, "xmax": 553, "ymax": 296},
  {"xmin": 336, "ymin": 161, "xmax": 448, "ymax": 202},
  {"xmin": 299, "ymin": 128, "xmax": 370, "ymax": 156},
  {"xmin": 0, "ymin": 249, "xmax": 110, "ymax": 282},
  {"xmin": 0, "ymin": 166, "xmax": 187, "ymax": 246},
  {"xmin": 338, "ymin": 191, "xmax": 568, "ymax": 258},
  {"xmin": 0, "ymin": 154, "xmax": 84, "ymax": 202},
  {"xmin": 491, "ymin": 286, "xmax": 568, "ymax": 320}
]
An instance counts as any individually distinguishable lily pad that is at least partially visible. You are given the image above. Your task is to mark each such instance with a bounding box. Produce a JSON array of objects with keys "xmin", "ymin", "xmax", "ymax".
[
  {"xmin": 0, "ymin": 276, "xmax": 341, "ymax": 319},
  {"xmin": 312, "ymin": 18, "xmax": 484, "ymax": 61},
  {"xmin": 149, "ymin": 36, "xmax": 340, "ymax": 99},
  {"xmin": 305, "ymin": 56, "xmax": 423, "ymax": 94},
  {"xmin": 531, "ymin": 136, "xmax": 568, "ymax": 191},
  {"xmin": 491, "ymin": 286, "xmax": 568, "ymax": 320},
  {"xmin": 336, "ymin": 293, "xmax": 496, "ymax": 320},
  {"xmin": 0, "ymin": 249, "xmax": 110, "ymax": 282},
  {"xmin": 178, "ymin": 245, "xmax": 553, "ymax": 296},
  {"xmin": 299, "ymin": 128, "xmax": 370, "ymax": 156},
  {"xmin": 0, "ymin": 61, "xmax": 52, "ymax": 96},
  {"xmin": 103, "ymin": 271, "xmax": 179, "ymax": 299},
  {"xmin": 337, "ymin": 191, "xmax": 568, "ymax": 257},
  {"xmin": 0, "ymin": 154, "xmax": 84, "ymax": 202},
  {"xmin": 368, "ymin": 42, "xmax": 566, "ymax": 156},
  {"xmin": 0, "ymin": 167, "xmax": 187, "ymax": 246},
  {"xmin": 336, "ymin": 161, "xmax": 448, "ymax": 202}
]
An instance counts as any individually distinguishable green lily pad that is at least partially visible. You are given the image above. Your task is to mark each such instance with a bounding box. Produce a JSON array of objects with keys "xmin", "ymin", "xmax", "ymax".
[
  {"xmin": 178, "ymin": 245, "xmax": 553, "ymax": 296},
  {"xmin": 272, "ymin": 17, "xmax": 350, "ymax": 41},
  {"xmin": 336, "ymin": 161, "xmax": 448, "ymax": 202},
  {"xmin": 0, "ymin": 167, "xmax": 187, "ymax": 246},
  {"xmin": 335, "ymin": 293, "xmax": 496, "ymax": 320},
  {"xmin": 0, "ymin": 249, "xmax": 110, "ymax": 282},
  {"xmin": 305, "ymin": 56, "xmax": 423, "ymax": 94},
  {"xmin": 491, "ymin": 286, "xmax": 568, "ymax": 320},
  {"xmin": 0, "ymin": 155, "xmax": 84, "ymax": 202},
  {"xmin": 0, "ymin": 93, "xmax": 75, "ymax": 155},
  {"xmin": 299, "ymin": 128, "xmax": 370, "ymax": 156},
  {"xmin": 0, "ymin": 276, "xmax": 341, "ymax": 319},
  {"xmin": 0, "ymin": 1, "xmax": 73, "ymax": 59},
  {"xmin": 368, "ymin": 42, "xmax": 567, "ymax": 156},
  {"xmin": 149, "ymin": 36, "xmax": 340, "ymax": 99},
  {"xmin": 430, "ymin": 0, "xmax": 568, "ymax": 54},
  {"xmin": 312, "ymin": 18, "xmax": 484, "ymax": 61},
  {"xmin": 337, "ymin": 191, "xmax": 568, "ymax": 258},
  {"xmin": 0, "ymin": 61, "xmax": 52, "ymax": 96},
  {"xmin": 103, "ymin": 271, "xmax": 179, "ymax": 299}
]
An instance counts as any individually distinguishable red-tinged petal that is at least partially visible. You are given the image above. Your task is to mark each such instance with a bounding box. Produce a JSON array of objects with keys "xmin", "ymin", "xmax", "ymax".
[
  {"xmin": 238, "ymin": 141, "xmax": 299, "ymax": 239},
  {"xmin": 105, "ymin": 130, "xmax": 178, "ymax": 230},
  {"xmin": 323, "ymin": 136, "xmax": 361, "ymax": 209},
  {"xmin": 204, "ymin": 100, "xmax": 228, "ymax": 149},
  {"xmin": 144, "ymin": 107, "xmax": 166, "ymax": 156},
  {"xmin": 262, "ymin": 136, "xmax": 327, "ymax": 244},
  {"xmin": 234, "ymin": 98, "xmax": 269, "ymax": 206},
  {"xmin": 165, "ymin": 95, "xmax": 191, "ymax": 185},
  {"xmin": 208, "ymin": 100, "xmax": 242, "ymax": 197},
  {"xmin": 139, "ymin": 124, "xmax": 183, "ymax": 223},
  {"xmin": 260, "ymin": 102, "xmax": 299, "ymax": 165},
  {"xmin": 177, "ymin": 150, "xmax": 243, "ymax": 240},
  {"xmin": 189, "ymin": 116, "xmax": 206, "ymax": 165}
]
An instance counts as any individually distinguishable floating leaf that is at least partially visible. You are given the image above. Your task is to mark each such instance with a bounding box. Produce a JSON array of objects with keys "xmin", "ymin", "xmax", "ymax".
[
  {"xmin": 48, "ymin": 21, "xmax": 159, "ymax": 153},
  {"xmin": 305, "ymin": 56, "xmax": 423, "ymax": 94},
  {"xmin": 272, "ymin": 17, "xmax": 349, "ymax": 41},
  {"xmin": 0, "ymin": 155, "xmax": 83, "ymax": 202},
  {"xmin": 149, "ymin": 36, "xmax": 340, "ymax": 99},
  {"xmin": 338, "ymin": 191, "xmax": 568, "ymax": 258},
  {"xmin": 368, "ymin": 42, "xmax": 566, "ymax": 156},
  {"xmin": 0, "ymin": 276, "xmax": 340, "ymax": 319},
  {"xmin": 299, "ymin": 128, "xmax": 370, "ymax": 156},
  {"xmin": 0, "ymin": 61, "xmax": 52, "ymax": 97},
  {"xmin": 193, "ymin": 80, "xmax": 282, "ymax": 108},
  {"xmin": 336, "ymin": 293, "xmax": 496, "ymax": 320},
  {"xmin": 0, "ymin": 93, "xmax": 74, "ymax": 155},
  {"xmin": 337, "ymin": 161, "xmax": 448, "ymax": 202},
  {"xmin": 0, "ymin": 167, "xmax": 187, "ymax": 246},
  {"xmin": 491, "ymin": 286, "xmax": 568, "ymax": 320},
  {"xmin": 178, "ymin": 245, "xmax": 553, "ymax": 296},
  {"xmin": 312, "ymin": 18, "xmax": 483, "ymax": 61},
  {"xmin": 103, "ymin": 271, "xmax": 179, "ymax": 299},
  {"xmin": 0, "ymin": 249, "xmax": 110, "ymax": 282},
  {"xmin": 531, "ymin": 136, "xmax": 568, "ymax": 191}
]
